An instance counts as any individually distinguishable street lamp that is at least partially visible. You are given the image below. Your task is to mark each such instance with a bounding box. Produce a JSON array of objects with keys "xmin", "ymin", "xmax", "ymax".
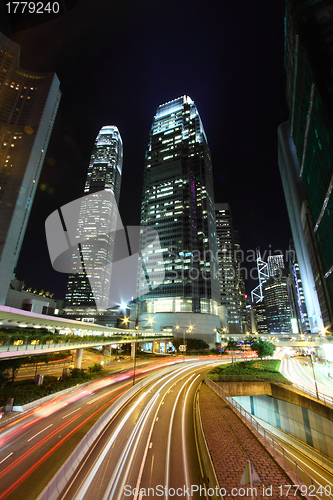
[
  {"xmin": 310, "ymin": 352, "xmax": 319, "ymax": 399},
  {"xmin": 133, "ymin": 325, "xmax": 138, "ymax": 386}
]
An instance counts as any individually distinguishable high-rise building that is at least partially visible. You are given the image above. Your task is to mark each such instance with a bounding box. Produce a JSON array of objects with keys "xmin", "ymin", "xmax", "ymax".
[
  {"xmin": 64, "ymin": 126, "xmax": 123, "ymax": 310},
  {"xmin": 287, "ymin": 242, "xmax": 310, "ymax": 334},
  {"xmin": 264, "ymin": 257, "xmax": 293, "ymax": 334},
  {"xmin": 0, "ymin": 32, "xmax": 60, "ymax": 304},
  {"xmin": 138, "ymin": 96, "xmax": 220, "ymax": 343},
  {"xmin": 284, "ymin": 0, "xmax": 333, "ymax": 329},
  {"xmin": 215, "ymin": 203, "xmax": 245, "ymax": 333},
  {"xmin": 278, "ymin": 121, "xmax": 324, "ymax": 332}
]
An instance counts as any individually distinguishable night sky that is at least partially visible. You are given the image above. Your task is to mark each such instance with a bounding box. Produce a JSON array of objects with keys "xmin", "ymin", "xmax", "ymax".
[{"xmin": 2, "ymin": 0, "xmax": 290, "ymax": 298}]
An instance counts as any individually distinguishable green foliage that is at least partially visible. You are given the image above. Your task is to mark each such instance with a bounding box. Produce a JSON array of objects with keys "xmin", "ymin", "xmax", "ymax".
[
  {"xmin": 250, "ymin": 338, "xmax": 276, "ymax": 359},
  {"xmin": 88, "ymin": 362, "xmax": 103, "ymax": 373},
  {"xmin": 226, "ymin": 339, "xmax": 239, "ymax": 351},
  {"xmin": 0, "ymin": 357, "xmax": 25, "ymax": 384},
  {"xmin": 207, "ymin": 360, "xmax": 289, "ymax": 383},
  {"xmin": 172, "ymin": 338, "xmax": 209, "ymax": 352}
]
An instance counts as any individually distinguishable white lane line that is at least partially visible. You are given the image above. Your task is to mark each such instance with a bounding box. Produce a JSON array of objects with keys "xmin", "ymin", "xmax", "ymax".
[
  {"xmin": 63, "ymin": 407, "xmax": 81, "ymax": 418},
  {"xmin": 165, "ymin": 375, "xmax": 195, "ymax": 500},
  {"xmin": 27, "ymin": 424, "xmax": 53, "ymax": 442},
  {"xmin": 149, "ymin": 442, "xmax": 153, "ymax": 449},
  {"xmin": 182, "ymin": 374, "xmax": 201, "ymax": 500},
  {"xmin": 0, "ymin": 452, "xmax": 13, "ymax": 464}
]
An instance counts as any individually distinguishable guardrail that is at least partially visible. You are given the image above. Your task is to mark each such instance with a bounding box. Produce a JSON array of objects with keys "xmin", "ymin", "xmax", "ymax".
[
  {"xmin": 208, "ymin": 374, "xmax": 291, "ymax": 383},
  {"xmin": 290, "ymin": 382, "xmax": 333, "ymax": 408},
  {"xmin": 205, "ymin": 377, "xmax": 333, "ymax": 500}
]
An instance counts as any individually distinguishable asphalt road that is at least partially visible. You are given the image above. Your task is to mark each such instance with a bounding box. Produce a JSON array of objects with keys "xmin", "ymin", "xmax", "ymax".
[
  {"xmin": 0, "ymin": 358, "xmax": 225, "ymax": 500},
  {"xmin": 59, "ymin": 359, "xmax": 224, "ymax": 500}
]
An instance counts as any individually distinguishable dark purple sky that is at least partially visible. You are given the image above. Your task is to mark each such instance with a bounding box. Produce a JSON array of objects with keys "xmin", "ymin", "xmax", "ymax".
[{"xmin": 2, "ymin": 0, "xmax": 290, "ymax": 297}]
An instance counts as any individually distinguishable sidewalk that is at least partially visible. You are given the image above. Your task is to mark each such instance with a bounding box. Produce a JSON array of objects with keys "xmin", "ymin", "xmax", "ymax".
[{"xmin": 199, "ymin": 384, "xmax": 301, "ymax": 499}]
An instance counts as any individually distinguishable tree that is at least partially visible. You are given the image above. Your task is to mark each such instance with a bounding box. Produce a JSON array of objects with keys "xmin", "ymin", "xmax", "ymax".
[
  {"xmin": 0, "ymin": 358, "xmax": 25, "ymax": 385},
  {"xmin": 186, "ymin": 339, "xmax": 209, "ymax": 351},
  {"xmin": 226, "ymin": 339, "xmax": 238, "ymax": 351},
  {"xmin": 250, "ymin": 338, "xmax": 276, "ymax": 359}
]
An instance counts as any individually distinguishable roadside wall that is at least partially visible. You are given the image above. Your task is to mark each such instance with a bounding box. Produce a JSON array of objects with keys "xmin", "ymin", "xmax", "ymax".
[{"xmin": 232, "ymin": 394, "xmax": 333, "ymax": 459}]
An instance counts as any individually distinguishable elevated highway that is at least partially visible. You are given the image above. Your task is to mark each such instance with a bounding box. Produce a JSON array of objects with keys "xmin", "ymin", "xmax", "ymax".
[{"xmin": 0, "ymin": 306, "xmax": 172, "ymax": 363}]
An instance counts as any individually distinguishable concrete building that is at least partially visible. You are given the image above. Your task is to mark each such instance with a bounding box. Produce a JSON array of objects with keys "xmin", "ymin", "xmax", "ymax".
[{"xmin": 0, "ymin": 32, "xmax": 60, "ymax": 304}]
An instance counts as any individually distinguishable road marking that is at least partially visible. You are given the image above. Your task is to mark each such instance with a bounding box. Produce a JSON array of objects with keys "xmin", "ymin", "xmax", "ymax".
[
  {"xmin": 0, "ymin": 453, "xmax": 13, "ymax": 464},
  {"xmin": 156, "ymin": 417, "xmax": 159, "ymax": 421},
  {"xmin": 62, "ymin": 407, "xmax": 81, "ymax": 418},
  {"xmin": 27, "ymin": 424, "xmax": 53, "ymax": 442},
  {"xmin": 182, "ymin": 374, "xmax": 201, "ymax": 500},
  {"xmin": 149, "ymin": 442, "xmax": 153, "ymax": 449}
]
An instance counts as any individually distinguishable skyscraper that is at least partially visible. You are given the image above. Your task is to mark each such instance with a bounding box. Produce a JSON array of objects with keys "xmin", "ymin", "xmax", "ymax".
[
  {"xmin": 138, "ymin": 96, "xmax": 220, "ymax": 343},
  {"xmin": 264, "ymin": 259, "xmax": 293, "ymax": 334},
  {"xmin": 215, "ymin": 203, "xmax": 245, "ymax": 333},
  {"xmin": 0, "ymin": 32, "xmax": 60, "ymax": 304},
  {"xmin": 64, "ymin": 126, "xmax": 123, "ymax": 309},
  {"xmin": 284, "ymin": 0, "xmax": 333, "ymax": 329},
  {"xmin": 278, "ymin": 121, "xmax": 324, "ymax": 332}
]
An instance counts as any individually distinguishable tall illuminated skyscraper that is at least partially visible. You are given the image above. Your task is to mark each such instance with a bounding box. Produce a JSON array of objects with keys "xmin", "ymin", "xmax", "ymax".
[
  {"xmin": 65, "ymin": 126, "xmax": 123, "ymax": 309},
  {"xmin": 138, "ymin": 96, "xmax": 220, "ymax": 343},
  {"xmin": 0, "ymin": 32, "xmax": 60, "ymax": 304},
  {"xmin": 283, "ymin": 0, "xmax": 333, "ymax": 329},
  {"xmin": 215, "ymin": 203, "xmax": 244, "ymax": 333}
]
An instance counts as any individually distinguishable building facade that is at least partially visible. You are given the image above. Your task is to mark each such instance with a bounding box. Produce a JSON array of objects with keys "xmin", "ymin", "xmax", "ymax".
[
  {"xmin": 215, "ymin": 203, "xmax": 245, "ymax": 333},
  {"xmin": 278, "ymin": 120, "xmax": 324, "ymax": 332},
  {"xmin": 0, "ymin": 32, "xmax": 60, "ymax": 304},
  {"xmin": 264, "ymin": 257, "xmax": 293, "ymax": 334},
  {"xmin": 284, "ymin": 0, "xmax": 333, "ymax": 328},
  {"xmin": 64, "ymin": 126, "xmax": 123, "ymax": 310},
  {"xmin": 138, "ymin": 96, "xmax": 220, "ymax": 343}
]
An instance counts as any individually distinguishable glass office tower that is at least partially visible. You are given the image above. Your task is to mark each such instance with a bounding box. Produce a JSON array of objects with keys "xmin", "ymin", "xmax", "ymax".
[
  {"xmin": 65, "ymin": 126, "xmax": 123, "ymax": 309},
  {"xmin": 138, "ymin": 96, "xmax": 220, "ymax": 343},
  {"xmin": 284, "ymin": 0, "xmax": 333, "ymax": 328},
  {"xmin": 0, "ymin": 32, "xmax": 60, "ymax": 304},
  {"xmin": 215, "ymin": 203, "xmax": 245, "ymax": 333}
]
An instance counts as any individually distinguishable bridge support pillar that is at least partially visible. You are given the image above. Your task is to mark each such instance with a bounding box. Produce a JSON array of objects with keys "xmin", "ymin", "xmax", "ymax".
[
  {"xmin": 152, "ymin": 341, "xmax": 158, "ymax": 353},
  {"xmin": 75, "ymin": 348, "xmax": 83, "ymax": 369}
]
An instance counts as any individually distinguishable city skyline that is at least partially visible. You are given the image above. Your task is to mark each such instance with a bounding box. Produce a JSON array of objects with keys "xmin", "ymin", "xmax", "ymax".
[{"xmin": 0, "ymin": 1, "xmax": 290, "ymax": 298}]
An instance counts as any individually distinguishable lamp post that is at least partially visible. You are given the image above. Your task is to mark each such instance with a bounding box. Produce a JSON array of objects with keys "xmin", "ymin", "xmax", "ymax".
[
  {"xmin": 310, "ymin": 352, "xmax": 319, "ymax": 399},
  {"xmin": 133, "ymin": 302, "xmax": 139, "ymax": 386}
]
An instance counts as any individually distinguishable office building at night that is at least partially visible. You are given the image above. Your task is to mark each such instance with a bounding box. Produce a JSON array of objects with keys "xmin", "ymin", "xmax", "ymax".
[
  {"xmin": 138, "ymin": 96, "xmax": 220, "ymax": 343},
  {"xmin": 284, "ymin": 0, "xmax": 333, "ymax": 329},
  {"xmin": 0, "ymin": 32, "xmax": 60, "ymax": 304},
  {"xmin": 215, "ymin": 203, "xmax": 245, "ymax": 333},
  {"xmin": 287, "ymin": 243, "xmax": 310, "ymax": 334},
  {"xmin": 278, "ymin": 121, "xmax": 324, "ymax": 332},
  {"xmin": 263, "ymin": 275, "xmax": 293, "ymax": 334},
  {"xmin": 64, "ymin": 126, "xmax": 123, "ymax": 311}
]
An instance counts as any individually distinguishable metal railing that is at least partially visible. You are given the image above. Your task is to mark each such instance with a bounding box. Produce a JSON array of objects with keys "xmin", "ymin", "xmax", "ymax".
[
  {"xmin": 205, "ymin": 377, "xmax": 333, "ymax": 500},
  {"xmin": 208, "ymin": 374, "xmax": 291, "ymax": 383},
  {"xmin": 289, "ymin": 381, "xmax": 333, "ymax": 408}
]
